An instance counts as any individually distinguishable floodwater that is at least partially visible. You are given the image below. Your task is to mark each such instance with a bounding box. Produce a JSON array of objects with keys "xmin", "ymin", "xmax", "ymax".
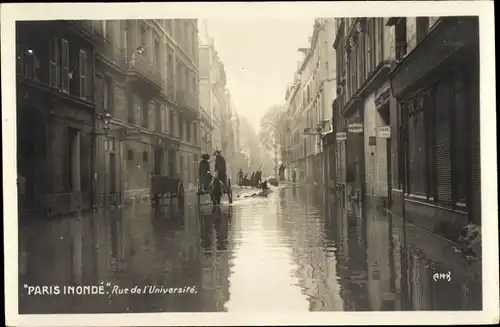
[{"xmin": 18, "ymin": 185, "xmax": 482, "ymax": 313}]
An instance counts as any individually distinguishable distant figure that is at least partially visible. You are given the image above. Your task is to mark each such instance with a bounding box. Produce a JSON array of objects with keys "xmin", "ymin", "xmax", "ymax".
[
  {"xmin": 237, "ymin": 168, "xmax": 244, "ymax": 186},
  {"xmin": 198, "ymin": 154, "xmax": 211, "ymax": 191},
  {"xmin": 292, "ymin": 170, "xmax": 297, "ymax": 183},
  {"xmin": 250, "ymin": 172, "xmax": 256, "ymax": 185},
  {"xmin": 255, "ymin": 170, "xmax": 262, "ymax": 186}
]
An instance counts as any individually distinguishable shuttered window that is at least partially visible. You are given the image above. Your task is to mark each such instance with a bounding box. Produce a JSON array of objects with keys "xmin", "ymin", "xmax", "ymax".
[
  {"xmin": 468, "ymin": 60, "xmax": 481, "ymax": 224},
  {"xmin": 79, "ymin": 49, "xmax": 87, "ymax": 99},
  {"xmin": 49, "ymin": 38, "xmax": 60, "ymax": 88},
  {"xmin": 425, "ymin": 88, "xmax": 436, "ymax": 199},
  {"xmin": 452, "ymin": 73, "xmax": 468, "ymax": 207},
  {"xmin": 61, "ymin": 39, "xmax": 70, "ymax": 93},
  {"xmin": 434, "ymin": 78, "xmax": 453, "ymax": 206}
]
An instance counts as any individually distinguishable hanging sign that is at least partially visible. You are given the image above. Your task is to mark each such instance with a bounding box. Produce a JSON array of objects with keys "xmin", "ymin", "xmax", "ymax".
[{"xmin": 336, "ymin": 132, "xmax": 347, "ymax": 141}]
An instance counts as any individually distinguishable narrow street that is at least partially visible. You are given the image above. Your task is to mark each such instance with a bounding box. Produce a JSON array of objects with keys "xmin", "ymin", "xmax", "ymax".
[{"xmin": 18, "ymin": 184, "xmax": 482, "ymax": 313}]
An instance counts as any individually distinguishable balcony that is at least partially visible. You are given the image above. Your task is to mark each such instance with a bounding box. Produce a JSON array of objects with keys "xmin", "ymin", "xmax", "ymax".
[
  {"xmin": 175, "ymin": 89, "xmax": 199, "ymax": 112},
  {"xmin": 126, "ymin": 52, "xmax": 163, "ymax": 92}
]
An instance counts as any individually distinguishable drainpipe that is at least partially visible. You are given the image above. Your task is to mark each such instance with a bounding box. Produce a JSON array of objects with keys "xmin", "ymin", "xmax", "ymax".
[{"xmin": 90, "ymin": 48, "xmax": 97, "ymax": 210}]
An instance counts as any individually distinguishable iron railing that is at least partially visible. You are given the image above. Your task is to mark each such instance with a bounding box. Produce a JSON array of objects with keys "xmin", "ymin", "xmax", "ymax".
[{"xmin": 128, "ymin": 53, "xmax": 163, "ymax": 88}]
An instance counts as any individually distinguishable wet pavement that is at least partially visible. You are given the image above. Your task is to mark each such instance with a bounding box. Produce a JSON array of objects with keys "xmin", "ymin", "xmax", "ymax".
[{"xmin": 18, "ymin": 185, "xmax": 482, "ymax": 313}]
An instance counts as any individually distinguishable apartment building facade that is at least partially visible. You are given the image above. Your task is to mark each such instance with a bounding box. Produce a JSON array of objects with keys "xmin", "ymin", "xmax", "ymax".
[
  {"xmin": 387, "ymin": 17, "xmax": 481, "ymax": 233},
  {"xmin": 333, "ymin": 17, "xmax": 397, "ymax": 202},
  {"xmin": 16, "ymin": 20, "xmax": 97, "ymax": 217},
  {"xmin": 91, "ymin": 19, "xmax": 201, "ymax": 205},
  {"xmin": 285, "ymin": 18, "xmax": 336, "ymax": 184}
]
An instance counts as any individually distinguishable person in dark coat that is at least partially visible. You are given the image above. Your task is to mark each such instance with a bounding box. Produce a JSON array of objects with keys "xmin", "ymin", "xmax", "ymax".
[
  {"xmin": 199, "ymin": 154, "xmax": 211, "ymax": 191},
  {"xmin": 214, "ymin": 150, "xmax": 227, "ymax": 189},
  {"xmin": 237, "ymin": 168, "xmax": 244, "ymax": 186},
  {"xmin": 255, "ymin": 170, "xmax": 262, "ymax": 186}
]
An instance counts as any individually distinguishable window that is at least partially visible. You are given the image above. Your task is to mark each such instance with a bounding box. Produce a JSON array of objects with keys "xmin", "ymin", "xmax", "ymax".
[
  {"xmin": 166, "ymin": 20, "xmax": 173, "ymax": 35},
  {"xmin": 48, "ymin": 38, "xmax": 60, "ymax": 88},
  {"xmin": 79, "ymin": 50, "xmax": 87, "ymax": 99},
  {"xmin": 169, "ymin": 110, "xmax": 174, "ymax": 135},
  {"xmin": 61, "ymin": 39, "xmax": 70, "ymax": 93},
  {"xmin": 154, "ymin": 39, "xmax": 160, "ymax": 65},
  {"xmin": 143, "ymin": 151, "xmax": 148, "ymax": 162},
  {"xmin": 102, "ymin": 21, "xmax": 107, "ymax": 39},
  {"xmin": 143, "ymin": 100, "xmax": 149, "ymax": 129},
  {"xmin": 416, "ymin": 17, "xmax": 430, "ymax": 43},
  {"xmin": 140, "ymin": 25, "xmax": 147, "ymax": 48},
  {"xmin": 103, "ymin": 78, "xmax": 109, "ymax": 111},
  {"xmin": 395, "ymin": 18, "xmax": 407, "ymax": 61},
  {"xmin": 127, "ymin": 150, "xmax": 134, "ymax": 161}
]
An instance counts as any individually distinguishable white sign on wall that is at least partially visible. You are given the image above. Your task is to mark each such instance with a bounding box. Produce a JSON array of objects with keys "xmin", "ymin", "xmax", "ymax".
[
  {"xmin": 336, "ymin": 132, "xmax": 347, "ymax": 141},
  {"xmin": 378, "ymin": 126, "xmax": 391, "ymax": 138}
]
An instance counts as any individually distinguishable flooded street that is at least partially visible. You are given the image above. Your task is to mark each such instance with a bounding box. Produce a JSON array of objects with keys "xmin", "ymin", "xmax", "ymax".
[{"xmin": 19, "ymin": 185, "xmax": 482, "ymax": 313}]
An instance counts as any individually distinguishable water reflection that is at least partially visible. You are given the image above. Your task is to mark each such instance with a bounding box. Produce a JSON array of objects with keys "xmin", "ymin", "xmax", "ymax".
[{"xmin": 19, "ymin": 186, "xmax": 481, "ymax": 313}]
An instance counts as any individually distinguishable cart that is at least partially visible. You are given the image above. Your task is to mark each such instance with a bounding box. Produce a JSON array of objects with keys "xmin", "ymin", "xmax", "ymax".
[
  {"xmin": 150, "ymin": 174, "xmax": 185, "ymax": 207},
  {"xmin": 197, "ymin": 175, "xmax": 233, "ymax": 205}
]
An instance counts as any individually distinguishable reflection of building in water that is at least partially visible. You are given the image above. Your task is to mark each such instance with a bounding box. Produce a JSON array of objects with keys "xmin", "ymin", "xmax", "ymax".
[
  {"xmin": 399, "ymin": 243, "xmax": 482, "ymax": 310},
  {"xmin": 199, "ymin": 206, "xmax": 232, "ymax": 311},
  {"xmin": 329, "ymin": 200, "xmax": 371, "ymax": 311},
  {"xmin": 276, "ymin": 187, "xmax": 343, "ymax": 311},
  {"xmin": 365, "ymin": 209, "xmax": 396, "ymax": 310}
]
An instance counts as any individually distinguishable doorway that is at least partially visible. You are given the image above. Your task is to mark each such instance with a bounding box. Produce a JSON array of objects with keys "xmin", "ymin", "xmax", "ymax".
[{"xmin": 109, "ymin": 153, "xmax": 117, "ymax": 193}]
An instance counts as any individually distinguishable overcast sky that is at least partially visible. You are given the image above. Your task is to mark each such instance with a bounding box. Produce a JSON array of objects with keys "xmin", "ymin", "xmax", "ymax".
[{"xmin": 204, "ymin": 19, "xmax": 313, "ymax": 132}]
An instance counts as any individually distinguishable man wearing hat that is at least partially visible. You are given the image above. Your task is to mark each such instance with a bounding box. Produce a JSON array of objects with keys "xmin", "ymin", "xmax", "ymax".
[{"xmin": 214, "ymin": 150, "xmax": 227, "ymax": 190}]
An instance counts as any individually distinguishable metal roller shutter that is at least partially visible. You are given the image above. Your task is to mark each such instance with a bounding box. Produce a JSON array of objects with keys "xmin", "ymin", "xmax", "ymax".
[
  {"xmin": 434, "ymin": 78, "xmax": 453, "ymax": 206},
  {"xmin": 469, "ymin": 66, "xmax": 481, "ymax": 224}
]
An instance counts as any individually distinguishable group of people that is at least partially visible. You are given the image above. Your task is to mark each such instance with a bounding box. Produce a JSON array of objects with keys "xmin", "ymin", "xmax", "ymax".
[
  {"xmin": 237, "ymin": 169, "xmax": 263, "ymax": 188},
  {"xmin": 198, "ymin": 150, "xmax": 227, "ymax": 192}
]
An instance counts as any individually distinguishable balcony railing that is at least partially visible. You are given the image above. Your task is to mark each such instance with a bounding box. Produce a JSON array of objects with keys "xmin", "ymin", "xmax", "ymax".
[
  {"xmin": 175, "ymin": 89, "xmax": 198, "ymax": 111},
  {"xmin": 128, "ymin": 53, "xmax": 163, "ymax": 89}
]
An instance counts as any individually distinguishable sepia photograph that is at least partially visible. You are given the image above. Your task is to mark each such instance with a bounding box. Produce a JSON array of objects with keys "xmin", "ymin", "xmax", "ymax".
[{"xmin": 2, "ymin": 1, "xmax": 498, "ymax": 326}]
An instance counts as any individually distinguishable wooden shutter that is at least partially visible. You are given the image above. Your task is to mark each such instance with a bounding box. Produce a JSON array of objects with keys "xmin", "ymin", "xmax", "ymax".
[
  {"xmin": 49, "ymin": 38, "xmax": 59, "ymax": 88},
  {"xmin": 79, "ymin": 50, "xmax": 87, "ymax": 99},
  {"xmin": 434, "ymin": 78, "xmax": 453, "ymax": 206},
  {"xmin": 61, "ymin": 39, "xmax": 70, "ymax": 93}
]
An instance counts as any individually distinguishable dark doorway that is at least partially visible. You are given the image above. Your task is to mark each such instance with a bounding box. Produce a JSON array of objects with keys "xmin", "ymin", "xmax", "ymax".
[
  {"xmin": 154, "ymin": 147, "xmax": 163, "ymax": 175},
  {"xmin": 68, "ymin": 127, "xmax": 79, "ymax": 192},
  {"xmin": 168, "ymin": 149, "xmax": 176, "ymax": 177},
  {"xmin": 109, "ymin": 153, "xmax": 117, "ymax": 193}
]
